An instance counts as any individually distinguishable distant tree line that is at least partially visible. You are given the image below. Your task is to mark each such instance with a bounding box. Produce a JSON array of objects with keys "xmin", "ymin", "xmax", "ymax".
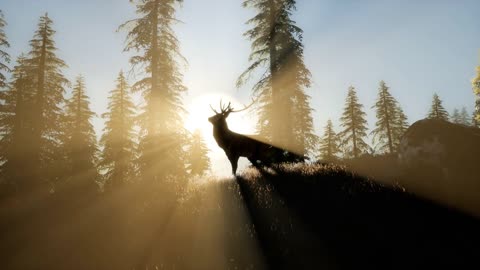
[{"xmin": 318, "ymin": 82, "xmax": 479, "ymax": 161}]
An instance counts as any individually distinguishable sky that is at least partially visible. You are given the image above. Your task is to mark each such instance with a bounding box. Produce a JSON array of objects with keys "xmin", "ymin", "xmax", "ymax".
[{"xmin": 2, "ymin": 0, "xmax": 479, "ymax": 177}]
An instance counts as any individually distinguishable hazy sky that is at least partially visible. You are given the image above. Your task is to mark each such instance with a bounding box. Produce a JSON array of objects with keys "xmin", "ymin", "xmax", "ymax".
[{"xmin": 2, "ymin": 0, "xmax": 479, "ymax": 176}]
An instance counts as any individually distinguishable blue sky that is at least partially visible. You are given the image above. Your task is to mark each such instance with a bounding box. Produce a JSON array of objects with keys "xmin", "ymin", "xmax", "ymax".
[{"xmin": 2, "ymin": 0, "xmax": 479, "ymax": 176}]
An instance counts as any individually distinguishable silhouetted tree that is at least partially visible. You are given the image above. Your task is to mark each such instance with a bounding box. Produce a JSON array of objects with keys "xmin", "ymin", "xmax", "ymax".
[
  {"xmin": 186, "ymin": 130, "xmax": 210, "ymax": 177},
  {"xmin": 459, "ymin": 107, "xmax": 470, "ymax": 126},
  {"xmin": 473, "ymin": 111, "xmax": 479, "ymax": 128},
  {"xmin": 318, "ymin": 119, "xmax": 339, "ymax": 161},
  {"xmin": 371, "ymin": 81, "xmax": 398, "ymax": 154},
  {"xmin": 100, "ymin": 71, "xmax": 137, "ymax": 190},
  {"xmin": 472, "ymin": 65, "xmax": 480, "ymax": 124},
  {"xmin": 237, "ymin": 0, "xmax": 317, "ymax": 156},
  {"xmin": 451, "ymin": 108, "xmax": 461, "ymax": 124},
  {"xmin": 292, "ymin": 89, "xmax": 318, "ymax": 156},
  {"xmin": 339, "ymin": 86, "xmax": 369, "ymax": 158},
  {"xmin": 0, "ymin": 55, "xmax": 32, "ymax": 192},
  {"xmin": 119, "ymin": 0, "xmax": 188, "ymax": 182},
  {"xmin": 452, "ymin": 107, "xmax": 470, "ymax": 126},
  {"xmin": 392, "ymin": 105, "xmax": 409, "ymax": 147},
  {"xmin": 427, "ymin": 93, "xmax": 449, "ymax": 121},
  {"xmin": 0, "ymin": 10, "xmax": 10, "ymax": 89},
  {"xmin": 63, "ymin": 75, "xmax": 98, "ymax": 192},
  {"xmin": 25, "ymin": 13, "xmax": 69, "ymax": 190}
]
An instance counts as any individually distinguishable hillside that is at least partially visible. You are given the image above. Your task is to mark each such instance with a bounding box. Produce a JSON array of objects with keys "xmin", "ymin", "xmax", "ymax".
[{"xmin": 1, "ymin": 163, "xmax": 479, "ymax": 269}]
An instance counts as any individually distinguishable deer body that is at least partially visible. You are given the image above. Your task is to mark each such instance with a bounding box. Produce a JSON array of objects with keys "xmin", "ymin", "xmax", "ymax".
[{"xmin": 209, "ymin": 100, "xmax": 303, "ymax": 175}]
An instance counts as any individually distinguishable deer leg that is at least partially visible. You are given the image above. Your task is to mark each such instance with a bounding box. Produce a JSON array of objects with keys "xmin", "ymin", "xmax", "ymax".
[{"xmin": 228, "ymin": 155, "xmax": 239, "ymax": 176}]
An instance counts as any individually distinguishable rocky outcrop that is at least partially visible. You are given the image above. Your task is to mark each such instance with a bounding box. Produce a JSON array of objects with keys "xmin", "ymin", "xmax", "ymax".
[
  {"xmin": 396, "ymin": 119, "xmax": 480, "ymax": 218},
  {"xmin": 398, "ymin": 118, "xmax": 480, "ymax": 179}
]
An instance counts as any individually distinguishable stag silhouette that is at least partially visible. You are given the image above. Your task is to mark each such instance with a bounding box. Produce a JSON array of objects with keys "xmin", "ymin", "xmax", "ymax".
[{"xmin": 208, "ymin": 100, "xmax": 305, "ymax": 175}]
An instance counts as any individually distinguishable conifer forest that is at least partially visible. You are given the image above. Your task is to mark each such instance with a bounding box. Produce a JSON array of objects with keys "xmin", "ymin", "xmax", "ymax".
[{"xmin": 0, "ymin": 1, "xmax": 479, "ymax": 269}]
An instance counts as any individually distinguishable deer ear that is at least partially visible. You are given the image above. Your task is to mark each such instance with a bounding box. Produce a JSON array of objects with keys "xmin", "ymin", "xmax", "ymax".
[{"xmin": 223, "ymin": 111, "xmax": 231, "ymax": 117}]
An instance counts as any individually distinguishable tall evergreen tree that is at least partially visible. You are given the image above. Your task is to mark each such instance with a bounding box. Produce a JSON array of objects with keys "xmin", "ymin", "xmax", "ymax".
[
  {"xmin": 392, "ymin": 105, "xmax": 409, "ymax": 147},
  {"xmin": 459, "ymin": 107, "xmax": 470, "ymax": 126},
  {"xmin": 63, "ymin": 75, "xmax": 98, "ymax": 191},
  {"xmin": 119, "ymin": 0, "xmax": 188, "ymax": 181},
  {"xmin": 237, "ymin": 0, "xmax": 317, "ymax": 156},
  {"xmin": 371, "ymin": 81, "xmax": 398, "ymax": 153},
  {"xmin": 472, "ymin": 65, "xmax": 480, "ymax": 124},
  {"xmin": 473, "ymin": 111, "xmax": 479, "ymax": 128},
  {"xmin": 318, "ymin": 119, "xmax": 339, "ymax": 161},
  {"xmin": 186, "ymin": 130, "xmax": 210, "ymax": 177},
  {"xmin": 451, "ymin": 108, "xmax": 461, "ymax": 124},
  {"xmin": 427, "ymin": 93, "xmax": 449, "ymax": 121},
  {"xmin": 292, "ymin": 89, "xmax": 319, "ymax": 156},
  {"xmin": 0, "ymin": 10, "xmax": 10, "ymax": 89},
  {"xmin": 25, "ymin": 13, "xmax": 69, "ymax": 190},
  {"xmin": 100, "ymin": 71, "xmax": 137, "ymax": 190},
  {"xmin": 451, "ymin": 106, "xmax": 471, "ymax": 126},
  {"xmin": 339, "ymin": 86, "xmax": 369, "ymax": 158},
  {"xmin": 0, "ymin": 55, "xmax": 33, "ymax": 191}
]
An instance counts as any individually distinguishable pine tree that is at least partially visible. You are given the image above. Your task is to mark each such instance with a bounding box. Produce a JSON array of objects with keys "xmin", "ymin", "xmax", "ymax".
[
  {"xmin": 339, "ymin": 86, "xmax": 369, "ymax": 158},
  {"xmin": 292, "ymin": 85, "xmax": 319, "ymax": 156},
  {"xmin": 25, "ymin": 14, "xmax": 69, "ymax": 190},
  {"xmin": 392, "ymin": 105, "xmax": 409, "ymax": 148},
  {"xmin": 451, "ymin": 108, "xmax": 461, "ymax": 124},
  {"xmin": 237, "ymin": 0, "xmax": 317, "ymax": 156},
  {"xmin": 63, "ymin": 75, "xmax": 98, "ymax": 191},
  {"xmin": 0, "ymin": 10, "xmax": 10, "ymax": 89},
  {"xmin": 119, "ymin": 0, "xmax": 188, "ymax": 182},
  {"xmin": 427, "ymin": 93, "xmax": 449, "ymax": 121},
  {"xmin": 100, "ymin": 71, "xmax": 137, "ymax": 190},
  {"xmin": 473, "ymin": 111, "xmax": 479, "ymax": 128},
  {"xmin": 318, "ymin": 119, "xmax": 339, "ymax": 161},
  {"xmin": 459, "ymin": 107, "xmax": 470, "ymax": 126},
  {"xmin": 186, "ymin": 130, "xmax": 210, "ymax": 177},
  {"xmin": 0, "ymin": 55, "xmax": 33, "ymax": 191},
  {"xmin": 472, "ymin": 65, "xmax": 480, "ymax": 124},
  {"xmin": 371, "ymin": 81, "xmax": 398, "ymax": 154}
]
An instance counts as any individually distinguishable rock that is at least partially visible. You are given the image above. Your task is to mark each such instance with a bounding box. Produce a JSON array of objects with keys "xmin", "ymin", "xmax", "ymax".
[{"xmin": 398, "ymin": 118, "xmax": 480, "ymax": 180}]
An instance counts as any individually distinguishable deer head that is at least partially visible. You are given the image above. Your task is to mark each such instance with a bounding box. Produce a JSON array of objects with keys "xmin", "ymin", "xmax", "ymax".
[{"xmin": 208, "ymin": 99, "xmax": 254, "ymax": 128}]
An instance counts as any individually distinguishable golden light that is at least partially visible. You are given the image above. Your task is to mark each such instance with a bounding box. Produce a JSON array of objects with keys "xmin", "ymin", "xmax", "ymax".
[{"xmin": 184, "ymin": 92, "xmax": 257, "ymax": 177}]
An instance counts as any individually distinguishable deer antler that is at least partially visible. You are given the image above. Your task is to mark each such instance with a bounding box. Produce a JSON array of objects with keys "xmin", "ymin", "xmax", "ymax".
[
  {"xmin": 209, "ymin": 104, "xmax": 219, "ymax": 114},
  {"xmin": 211, "ymin": 98, "xmax": 257, "ymax": 115},
  {"xmin": 229, "ymin": 98, "xmax": 256, "ymax": 113}
]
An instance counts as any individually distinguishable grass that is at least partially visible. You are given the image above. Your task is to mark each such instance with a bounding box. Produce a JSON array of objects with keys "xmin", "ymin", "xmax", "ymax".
[{"xmin": 0, "ymin": 162, "xmax": 479, "ymax": 269}]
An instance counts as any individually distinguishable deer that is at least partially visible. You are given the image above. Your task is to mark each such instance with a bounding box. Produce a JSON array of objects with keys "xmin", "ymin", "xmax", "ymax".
[{"xmin": 208, "ymin": 100, "xmax": 305, "ymax": 175}]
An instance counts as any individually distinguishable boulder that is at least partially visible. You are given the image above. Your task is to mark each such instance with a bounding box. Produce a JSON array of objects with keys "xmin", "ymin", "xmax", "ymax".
[
  {"xmin": 398, "ymin": 118, "xmax": 480, "ymax": 179},
  {"xmin": 397, "ymin": 118, "xmax": 480, "ymax": 217}
]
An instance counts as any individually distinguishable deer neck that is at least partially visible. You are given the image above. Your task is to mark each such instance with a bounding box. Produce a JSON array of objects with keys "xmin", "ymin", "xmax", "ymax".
[{"xmin": 213, "ymin": 121, "xmax": 233, "ymax": 148}]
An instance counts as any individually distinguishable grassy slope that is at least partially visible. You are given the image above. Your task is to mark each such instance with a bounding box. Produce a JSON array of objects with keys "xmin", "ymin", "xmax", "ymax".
[
  {"xmin": 231, "ymin": 163, "xmax": 480, "ymax": 269},
  {"xmin": 0, "ymin": 163, "xmax": 479, "ymax": 269}
]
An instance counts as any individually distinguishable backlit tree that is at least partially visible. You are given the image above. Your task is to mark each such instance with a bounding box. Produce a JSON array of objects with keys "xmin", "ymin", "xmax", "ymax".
[
  {"xmin": 63, "ymin": 75, "xmax": 98, "ymax": 192},
  {"xmin": 238, "ymin": 0, "xmax": 317, "ymax": 156},
  {"xmin": 25, "ymin": 13, "xmax": 69, "ymax": 190},
  {"xmin": 427, "ymin": 93, "xmax": 449, "ymax": 121},
  {"xmin": 0, "ymin": 10, "xmax": 10, "ymax": 89},
  {"xmin": 99, "ymin": 71, "xmax": 137, "ymax": 189},
  {"xmin": 186, "ymin": 130, "xmax": 210, "ymax": 177},
  {"xmin": 371, "ymin": 81, "xmax": 398, "ymax": 153},
  {"xmin": 318, "ymin": 119, "xmax": 339, "ymax": 161},
  {"xmin": 119, "ymin": 0, "xmax": 188, "ymax": 181},
  {"xmin": 339, "ymin": 86, "xmax": 369, "ymax": 158},
  {"xmin": 0, "ymin": 55, "xmax": 33, "ymax": 191}
]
